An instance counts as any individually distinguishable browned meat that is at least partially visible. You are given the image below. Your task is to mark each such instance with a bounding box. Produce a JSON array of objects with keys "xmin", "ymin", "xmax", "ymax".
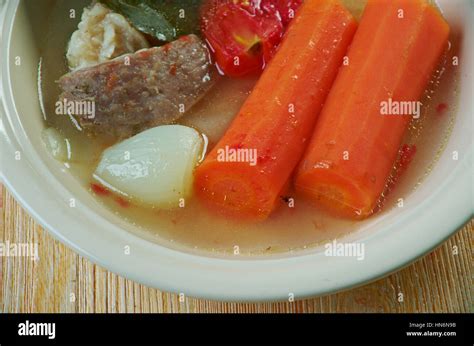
[{"xmin": 58, "ymin": 34, "xmax": 216, "ymax": 138}]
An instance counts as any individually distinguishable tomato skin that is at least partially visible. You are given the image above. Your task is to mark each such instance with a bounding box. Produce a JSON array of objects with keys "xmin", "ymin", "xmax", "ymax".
[
  {"xmin": 269, "ymin": 0, "xmax": 303, "ymax": 26},
  {"xmin": 201, "ymin": 0, "xmax": 286, "ymax": 77}
]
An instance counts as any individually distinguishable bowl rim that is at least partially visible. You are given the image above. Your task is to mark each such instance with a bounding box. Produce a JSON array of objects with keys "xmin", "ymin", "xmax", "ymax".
[{"xmin": 1, "ymin": 0, "xmax": 472, "ymax": 302}]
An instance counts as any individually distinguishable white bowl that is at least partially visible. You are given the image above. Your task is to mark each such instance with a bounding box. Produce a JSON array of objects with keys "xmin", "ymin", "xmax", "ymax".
[{"xmin": 0, "ymin": 0, "xmax": 472, "ymax": 301}]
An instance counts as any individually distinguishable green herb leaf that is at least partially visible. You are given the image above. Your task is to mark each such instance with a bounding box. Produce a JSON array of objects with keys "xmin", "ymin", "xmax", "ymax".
[
  {"xmin": 101, "ymin": 0, "xmax": 202, "ymax": 43},
  {"xmin": 101, "ymin": 0, "xmax": 176, "ymax": 41},
  {"xmin": 152, "ymin": 0, "xmax": 202, "ymax": 37}
]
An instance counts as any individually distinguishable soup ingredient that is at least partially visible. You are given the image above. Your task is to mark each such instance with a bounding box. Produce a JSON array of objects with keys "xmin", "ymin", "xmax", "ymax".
[
  {"xmin": 295, "ymin": 0, "xmax": 450, "ymax": 219},
  {"xmin": 91, "ymin": 182, "xmax": 131, "ymax": 208},
  {"xmin": 41, "ymin": 127, "xmax": 70, "ymax": 162},
  {"xmin": 94, "ymin": 125, "xmax": 204, "ymax": 208},
  {"xmin": 436, "ymin": 103, "xmax": 448, "ymax": 114},
  {"xmin": 58, "ymin": 35, "xmax": 215, "ymax": 139},
  {"xmin": 194, "ymin": 0, "xmax": 357, "ymax": 220},
  {"xmin": 201, "ymin": 0, "xmax": 284, "ymax": 77},
  {"xmin": 91, "ymin": 183, "xmax": 111, "ymax": 196},
  {"xmin": 101, "ymin": 0, "xmax": 202, "ymax": 42},
  {"xmin": 261, "ymin": 0, "xmax": 303, "ymax": 26},
  {"xmin": 67, "ymin": 2, "xmax": 149, "ymax": 70},
  {"xmin": 115, "ymin": 196, "xmax": 131, "ymax": 208}
]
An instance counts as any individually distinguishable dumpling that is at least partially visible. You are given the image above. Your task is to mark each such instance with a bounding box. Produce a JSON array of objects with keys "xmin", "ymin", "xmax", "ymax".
[{"xmin": 66, "ymin": 2, "xmax": 149, "ymax": 70}]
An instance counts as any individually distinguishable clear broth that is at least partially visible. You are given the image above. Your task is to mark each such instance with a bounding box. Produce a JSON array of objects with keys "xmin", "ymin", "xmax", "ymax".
[{"xmin": 38, "ymin": 0, "xmax": 460, "ymax": 255}]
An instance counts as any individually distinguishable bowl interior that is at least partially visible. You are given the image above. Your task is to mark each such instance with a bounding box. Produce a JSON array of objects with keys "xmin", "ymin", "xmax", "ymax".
[{"xmin": 3, "ymin": 0, "xmax": 473, "ymax": 259}]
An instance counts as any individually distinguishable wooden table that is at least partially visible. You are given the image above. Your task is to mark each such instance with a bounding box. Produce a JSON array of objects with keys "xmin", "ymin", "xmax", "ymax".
[{"xmin": 0, "ymin": 184, "xmax": 472, "ymax": 313}]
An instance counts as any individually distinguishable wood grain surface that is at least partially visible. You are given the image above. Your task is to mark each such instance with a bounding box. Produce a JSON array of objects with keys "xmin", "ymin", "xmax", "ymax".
[{"xmin": 0, "ymin": 183, "xmax": 472, "ymax": 313}]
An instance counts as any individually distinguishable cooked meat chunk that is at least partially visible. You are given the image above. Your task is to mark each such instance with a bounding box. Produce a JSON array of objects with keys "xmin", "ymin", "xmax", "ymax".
[{"xmin": 58, "ymin": 34, "xmax": 216, "ymax": 138}]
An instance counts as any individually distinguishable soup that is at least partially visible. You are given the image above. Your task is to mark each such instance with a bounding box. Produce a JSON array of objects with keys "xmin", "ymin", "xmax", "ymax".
[{"xmin": 37, "ymin": 0, "xmax": 459, "ymax": 255}]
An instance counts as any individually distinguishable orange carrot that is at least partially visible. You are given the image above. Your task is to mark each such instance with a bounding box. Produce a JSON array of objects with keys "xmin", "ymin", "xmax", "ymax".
[
  {"xmin": 194, "ymin": 0, "xmax": 357, "ymax": 220},
  {"xmin": 295, "ymin": 0, "xmax": 450, "ymax": 219}
]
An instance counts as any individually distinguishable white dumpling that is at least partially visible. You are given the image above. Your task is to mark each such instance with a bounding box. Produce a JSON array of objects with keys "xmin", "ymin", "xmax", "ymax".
[
  {"xmin": 94, "ymin": 125, "xmax": 204, "ymax": 209},
  {"xmin": 67, "ymin": 3, "xmax": 149, "ymax": 70}
]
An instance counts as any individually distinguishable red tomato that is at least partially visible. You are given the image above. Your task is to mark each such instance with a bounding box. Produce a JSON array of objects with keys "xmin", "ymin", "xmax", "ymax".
[
  {"xmin": 260, "ymin": 0, "xmax": 303, "ymax": 26},
  {"xmin": 201, "ymin": 1, "xmax": 285, "ymax": 77}
]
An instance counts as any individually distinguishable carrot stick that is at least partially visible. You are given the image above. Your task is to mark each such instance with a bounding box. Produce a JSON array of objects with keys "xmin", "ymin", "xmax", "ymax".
[
  {"xmin": 194, "ymin": 0, "xmax": 357, "ymax": 220},
  {"xmin": 295, "ymin": 0, "xmax": 450, "ymax": 219}
]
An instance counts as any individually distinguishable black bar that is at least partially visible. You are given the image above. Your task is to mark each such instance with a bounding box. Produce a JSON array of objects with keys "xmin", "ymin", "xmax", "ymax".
[{"xmin": 0, "ymin": 313, "xmax": 471, "ymax": 345}]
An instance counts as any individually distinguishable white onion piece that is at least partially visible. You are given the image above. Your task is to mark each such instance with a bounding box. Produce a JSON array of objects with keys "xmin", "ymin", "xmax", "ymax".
[
  {"xmin": 94, "ymin": 125, "xmax": 203, "ymax": 208},
  {"xmin": 41, "ymin": 127, "xmax": 70, "ymax": 162}
]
